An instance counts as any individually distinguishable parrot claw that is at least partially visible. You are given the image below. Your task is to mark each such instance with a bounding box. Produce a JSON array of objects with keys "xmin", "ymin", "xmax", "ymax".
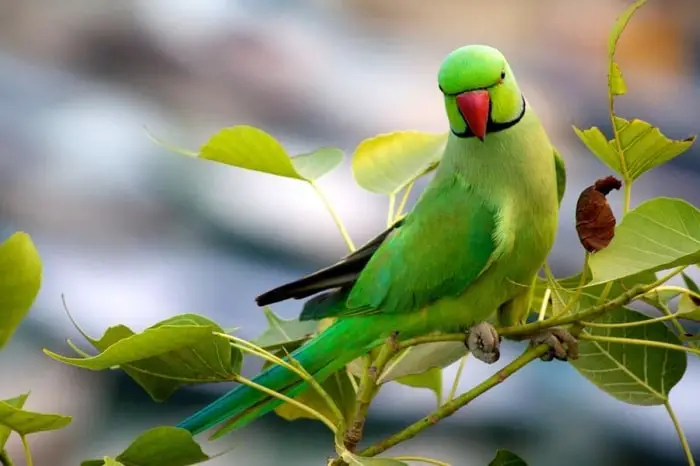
[
  {"xmin": 529, "ymin": 327, "xmax": 579, "ymax": 362},
  {"xmin": 465, "ymin": 322, "xmax": 501, "ymax": 364}
]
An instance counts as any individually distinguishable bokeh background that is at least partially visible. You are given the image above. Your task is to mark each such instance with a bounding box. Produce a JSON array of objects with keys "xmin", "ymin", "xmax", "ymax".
[{"xmin": 1, "ymin": 0, "xmax": 700, "ymax": 465}]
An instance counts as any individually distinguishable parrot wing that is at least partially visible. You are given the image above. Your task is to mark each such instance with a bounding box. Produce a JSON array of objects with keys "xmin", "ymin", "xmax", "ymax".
[
  {"xmin": 342, "ymin": 182, "xmax": 508, "ymax": 316},
  {"xmin": 255, "ymin": 218, "xmax": 405, "ymax": 306}
]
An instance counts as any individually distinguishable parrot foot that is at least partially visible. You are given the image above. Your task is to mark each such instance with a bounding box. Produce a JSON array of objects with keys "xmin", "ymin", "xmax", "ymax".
[
  {"xmin": 465, "ymin": 322, "xmax": 501, "ymax": 364},
  {"xmin": 529, "ymin": 327, "xmax": 579, "ymax": 362}
]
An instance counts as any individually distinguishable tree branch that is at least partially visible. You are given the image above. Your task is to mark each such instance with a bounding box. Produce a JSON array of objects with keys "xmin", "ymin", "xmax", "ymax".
[
  {"xmin": 359, "ymin": 344, "xmax": 550, "ymax": 458},
  {"xmin": 344, "ymin": 333, "xmax": 399, "ymax": 452}
]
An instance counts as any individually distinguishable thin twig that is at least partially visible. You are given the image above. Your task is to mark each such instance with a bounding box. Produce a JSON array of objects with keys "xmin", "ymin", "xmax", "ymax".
[
  {"xmin": 392, "ymin": 456, "xmax": 451, "ymax": 466},
  {"xmin": 395, "ymin": 181, "xmax": 416, "ymax": 221},
  {"xmin": 359, "ymin": 344, "xmax": 549, "ymax": 457},
  {"xmin": 310, "ymin": 181, "xmax": 356, "ymax": 251},
  {"xmin": 578, "ymin": 333, "xmax": 700, "ymax": 356},
  {"xmin": 20, "ymin": 436, "xmax": 32, "ymax": 466},
  {"xmin": 664, "ymin": 400, "xmax": 696, "ymax": 466},
  {"xmin": 344, "ymin": 334, "xmax": 399, "ymax": 453},
  {"xmin": 447, "ymin": 355, "xmax": 469, "ymax": 402},
  {"xmin": 581, "ymin": 313, "xmax": 686, "ymax": 329}
]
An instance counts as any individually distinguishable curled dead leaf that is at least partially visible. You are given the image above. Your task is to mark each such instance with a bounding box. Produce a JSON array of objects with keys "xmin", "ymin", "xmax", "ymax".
[{"xmin": 576, "ymin": 176, "xmax": 623, "ymax": 253}]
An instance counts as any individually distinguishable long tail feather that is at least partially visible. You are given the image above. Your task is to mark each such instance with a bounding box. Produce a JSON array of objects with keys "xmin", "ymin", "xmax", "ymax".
[{"xmin": 176, "ymin": 317, "xmax": 382, "ymax": 436}]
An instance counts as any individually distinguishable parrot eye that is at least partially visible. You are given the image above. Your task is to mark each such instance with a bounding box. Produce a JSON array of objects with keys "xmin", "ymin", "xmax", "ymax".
[{"xmin": 500, "ymin": 70, "xmax": 506, "ymax": 80}]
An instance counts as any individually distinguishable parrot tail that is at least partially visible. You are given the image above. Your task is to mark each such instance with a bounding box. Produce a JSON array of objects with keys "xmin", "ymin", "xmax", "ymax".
[{"xmin": 176, "ymin": 316, "xmax": 382, "ymax": 436}]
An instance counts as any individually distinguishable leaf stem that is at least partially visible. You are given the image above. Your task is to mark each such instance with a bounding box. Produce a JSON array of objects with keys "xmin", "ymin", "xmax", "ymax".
[
  {"xmin": 557, "ymin": 253, "xmax": 589, "ymax": 316},
  {"xmin": 392, "ymin": 456, "xmax": 451, "ymax": 466},
  {"xmin": 387, "ymin": 194, "xmax": 396, "ymax": 228},
  {"xmin": 233, "ymin": 374, "xmax": 337, "ymax": 433},
  {"xmin": 664, "ymin": 400, "xmax": 696, "ymax": 466},
  {"xmin": 648, "ymin": 286, "xmax": 700, "ymax": 303},
  {"xmin": 447, "ymin": 355, "xmax": 469, "ymax": 402},
  {"xmin": 538, "ymin": 288, "xmax": 551, "ymax": 321},
  {"xmin": 580, "ymin": 313, "xmax": 687, "ymax": 329},
  {"xmin": 578, "ymin": 333, "xmax": 700, "ymax": 356},
  {"xmin": 0, "ymin": 450, "xmax": 13, "ymax": 466},
  {"xmin": 360, "ymin": 344, "xmax": 549, "ymax": 457},
  {"xmin": 310, "ymin": 181, "xmax": 356, "ymax": 251},
  {"xmin": 395, "ymin": 181, "xmax": 416, "ymax": 221},
  {"xmin": 20, "ymin": 436, "xmax": 32, "ymax": 466}
]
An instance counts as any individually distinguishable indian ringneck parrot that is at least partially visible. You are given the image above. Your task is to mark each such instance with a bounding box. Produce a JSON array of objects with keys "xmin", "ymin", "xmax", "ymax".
[{"xmin": 177, "ymin": 44, "xmax": 574, "ymax": 437}]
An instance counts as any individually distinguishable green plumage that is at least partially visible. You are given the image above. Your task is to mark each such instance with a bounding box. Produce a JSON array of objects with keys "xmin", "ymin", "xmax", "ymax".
[{"xmin": 177, "ymin": 44, "xmax": 566, "ymax": 437}]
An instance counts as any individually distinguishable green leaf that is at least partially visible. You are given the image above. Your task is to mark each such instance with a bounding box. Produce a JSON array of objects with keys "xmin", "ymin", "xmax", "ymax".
[
  {"xmin": 199, "ymin": 125, "xmax": 305, "ymax": 180},
  {"xmin": 489, "ymin": 449, "xmax": 528, "ymax": 466},
  {"xmin": 0, "ymin": 393, "xmax": 28, "ymax": 449},
  {"xmin": 272, "ymin": 368, "xmax": 356, "ymax": 425},
  {"xmin": 0, "ymin": 392, "xmax": 71, "ymax": 435},
  {"xmin": 573, "ymin": 122, "xmax": 695, "ymax": 181},
  {"xmin": 609, "ymin": 62, "xmax": 627, "ymax": 96},
  {"xmin": 572, "ymin": 126, "xmax": 621, "ymax": 174},
  {"xmin": 588, "ymin": 198, "xmax": 700, "ymax": 284},
  {"xmin": 377, "ymin": 342, "xmax": 466, "ymax": 382},
  {"xmin": 351, "ymin": 131, "xmax": 447, "ymax": 194},
  {"xmin": 572, "ymin": 307, "xmax": 687, "ymax": 405},
  {"xmin": 394, "ymin": 367, "xmax": 442, "ymax": 406},
  {"xmin": 677, "ymin": 294, "xmax": 700, "ymax": 320},
  {"xmin": 81, "ymin": 427, "xmax": 209, "ymax": 466},
  {"xmin": 45, "ymin": 314, "xmax": 241, "ymax": 402},
  {"xmin": 681, "ymin": 272, "xmax": 700, "ymax": 296},
  {"xmin": 250, "ymin": 307, "xmax": 318, "ymax": 352},
  {"xmin": 291, "ymin": 147, "xmax": 345, "ymax": 180},
  {"xmin": 0, "ymin": 232, "xmax": 42, "ymax": 349},
  {"xmin": 608, "ymin": 0, "xmax": 647, "ymax": 61},
  {"xmin": 612, "ymin": 117, "xmax": 695, "ymax": 181},
  {"xmin": 103, "ymin": 458, "xmax": 124, "ymax": 466}
]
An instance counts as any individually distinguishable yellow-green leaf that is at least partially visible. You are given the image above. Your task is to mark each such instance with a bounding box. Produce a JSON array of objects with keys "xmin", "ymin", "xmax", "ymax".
[
  {"xmin": 613, "ymin": 117, "xmax": 695, "ymax": 181},
  {"xmin": 609, "ymin": 62, "xmax": 627, "ymax": 96},
  {"xmin": 199, "ymin": 125, "xmax": 305, "ymax": 180},
  {"xmin": 81, "ymin": 427, "xmax": 209, "ymax": 466},
  {"xmin": 273, "ymin": 369, "xmax": 355, "ymax": 425},
  {"xmin": 608, "ymin": 0, "xmax": 647, "ymax": 61},
  {"xmin": 377, "ymin": 342, "xmax": 465, "ymax": 383},
  {"xmin": 0, "ymin": 394, "xmax": 28, "ymax": 449},
  {"xmin": 678, "ymin": 294, "xmax": 700, "ymax": 320},
  {"xmin": 251, "ymin": 307, "xmax": 318, "ymax": 352},
  {"xmin": 489, "ymin": 449, "xmax": 528, "ymax": 466},
  {"xmin": 0, "ymin": 393, "xmax": 71, "ymax": 435},
  {"xmin": 572, "ymin": 307, "xmax": 686, "ymax": 405},
  {"xmin": 292, "ymin": 147, "xmax": 345, "ymax": 180},
  {"xmin": 394, "ymin": 367, "xmax": 442, "ymax": 406},
  {"xmin": 46, "ymin": 314, "xmax": 241, "ymax": 402},
  {"xmin": 0, "ymin": 232, "xmax": 42, "ymax": 349},
  {"xmin": 351, "ymin": 131, "xmax": 447, "ymax": 194},
  {"xmin": 588, "ymin": 198, "xmax": 700, "ymax": 284},
  {"xmin": 572, "ymin": 126, "xmax": 621, "ymax": 174}
]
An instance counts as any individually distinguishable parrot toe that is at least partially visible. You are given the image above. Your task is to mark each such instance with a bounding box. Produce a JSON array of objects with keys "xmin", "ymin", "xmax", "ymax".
[
  {"xmin": 529, "ymin": 327, "xmax": 579, "ymax": 362},
  {"xmin": 466, "ymin": 322, "xmax": 501, "ymax": 364}
]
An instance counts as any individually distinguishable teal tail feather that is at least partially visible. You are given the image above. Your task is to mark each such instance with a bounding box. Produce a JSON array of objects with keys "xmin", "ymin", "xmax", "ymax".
[{"xmin": 176, "ymin": 316, "xmax": 382, "ymax": 436}]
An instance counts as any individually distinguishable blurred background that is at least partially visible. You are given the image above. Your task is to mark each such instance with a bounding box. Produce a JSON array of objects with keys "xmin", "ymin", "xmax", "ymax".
[{"xmin": 1, "ymin": 0, "xmax": 700, "ymax": 464}]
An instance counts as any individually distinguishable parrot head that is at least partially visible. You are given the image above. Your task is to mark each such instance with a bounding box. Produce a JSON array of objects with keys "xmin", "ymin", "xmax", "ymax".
[{"xmin": 438, "ymin": 45, "xmax": 524, "ymax": 141}]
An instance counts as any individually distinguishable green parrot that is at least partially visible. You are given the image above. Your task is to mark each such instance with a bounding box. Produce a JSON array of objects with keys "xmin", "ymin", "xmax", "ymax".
[{"xmin": 177, "ymin": 44, "xmax": 575, "ymax": 437}]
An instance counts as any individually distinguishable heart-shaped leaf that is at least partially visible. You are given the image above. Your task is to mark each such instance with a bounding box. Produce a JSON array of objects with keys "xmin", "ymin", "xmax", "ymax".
[
  {"xmin": 489, "ymin": 449, "xmax": 528, "ymax": 466},
  {"xmin": 292, "ymin": 148, "xmax": 345, "ymax": 181},
  {"xmin": 572, "ymin": 307, "xmax": 687, "ymax": 405},
  {"xmin": 351, "ymin": 131, "xmax": 447, "ymax": 194},
  {"xmin": 81, "ymin": 427, "xmax": 209, "ymax": 466},
  {"xmin": 0, "ymin": 392, "xmax": 71, "ymax": 436},
  {"xmin": 394, "ymin": 367, "xmax": 442, "ymax": 406},
  {"xmin": 250, "ymin": 307, "xmax": 318, "ymax": 352},
  {"xmin": 0, "ymin": 232, "xmax": 42, "ymax": 349},
  {"xmin": 0, "ymin": 394, "xmax": 28, "ymax": 449},
  {"xmin": 588, "ymin": 198, "xmax": 700, "ymax": 284},
  {"xmin": 45, "ymin": 314, "xmax": 241, "ymax": 402}
]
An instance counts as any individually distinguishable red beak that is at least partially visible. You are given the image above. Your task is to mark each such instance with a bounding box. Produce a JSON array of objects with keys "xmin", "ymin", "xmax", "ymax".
[{"xmin": 456, "ymin": 90, "xmax": 490, "ymax": 141}]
